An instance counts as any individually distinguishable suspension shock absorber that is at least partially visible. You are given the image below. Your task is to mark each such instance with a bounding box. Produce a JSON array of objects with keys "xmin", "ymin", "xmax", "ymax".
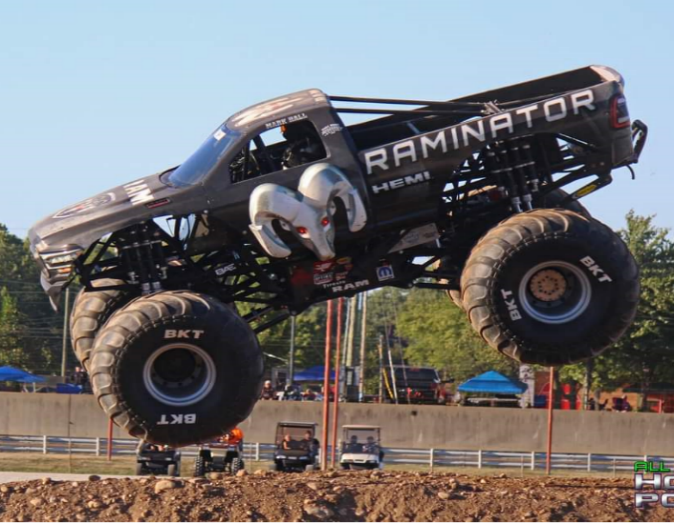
[
  {"xmin": 485, "ymin": 146, "xmax": 507, "ymax": 199},
  {"xmin": 118, "ymin": 223, "xmax": 167, "ymax": 294},
  {"xmin": 508, "ymin": 140, "xmax": 533, "ymax": 211},
  {"xmin": 140, "ymin": 225, "xmax": 164, "ymax": 292},
  {"xmin": 495, "ymin": 141, "xmax": 522, "ymax": 213},
  {"xmin": 520, "ymin": 140, "xmax": 540, "ymax": 194}
]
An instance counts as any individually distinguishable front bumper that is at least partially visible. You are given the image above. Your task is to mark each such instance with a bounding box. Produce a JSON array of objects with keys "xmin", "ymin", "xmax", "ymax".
[{"xmin": 32, "ymin": 244, "xmax": 84, "ymax": 310}]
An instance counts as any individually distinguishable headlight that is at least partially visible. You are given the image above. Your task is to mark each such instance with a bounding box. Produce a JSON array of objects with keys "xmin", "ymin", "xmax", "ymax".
[{"xmin": 41, "ymin": 248, "xmax": 83, "ymax": 268}]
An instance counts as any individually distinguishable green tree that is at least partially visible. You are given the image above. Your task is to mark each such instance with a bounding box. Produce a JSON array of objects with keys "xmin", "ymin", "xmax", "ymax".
[
  {"xmin": 0, "ymin": 287, "xmax": 29, "ymax": 368},
  {"xmin": 397, "ymin": 288, "xmax": 518, "ymax": 382}
]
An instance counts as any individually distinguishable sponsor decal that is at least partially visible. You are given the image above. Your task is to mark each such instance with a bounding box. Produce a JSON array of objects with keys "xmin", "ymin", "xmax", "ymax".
[
  {"xmin": 580, "ymin": 256, "xmax": 613, "ymax": 282},
  {"xmin": 363, "ymin": 89, "xmax": 597, "ymax": 175},
  {"xmin": 53, "ymin": 192, "xmax": 115, "ymax": 218},
  {"xmin": 314, "ymin": 260, "xmax": 335, "ymax": 273},
  {"xmin": 164, "ymin": 329, "xmax": 205, "ymax": 339},
  {"xmin": 501, "ymin": 289, "xmax": 522, "ymax": 321},
  {"xmin": 231, "ymin": 96, "xmax": 305, "ymax": 128},
  {"xmin": 314, "ymin": 272, "xmax": 334, "ymax": 285},
  {"xmin": 157, "ymin": 413, "xmax": 197, "ymax": 425},
  {"xmin": 376, "ymin": 264, "xmax": 395, "ymax": 282},
  {"xmin": 124, "ymin": 179, "xmax": 155, "ymax": 206},
  {"xmin": 321, "ymin": 123, "xmax": 342, "ymax": 136},
  {"xmin": 213, "ymin": 128, "xmax": 226, "ymax": 141},
  {"xmin": 327, "ymin": 279, "xmax": 370, "ymax": 293},
  {"xmin": 215, "ymin": 263, "xmax": 237, "ymax": 276},
  {"xmin": 265, "ymin": 112, "xmax": 309, "ymax": 130},
  {"xmin": 371, "ymin": 170, "xmax": 431, "ymax": 195}
]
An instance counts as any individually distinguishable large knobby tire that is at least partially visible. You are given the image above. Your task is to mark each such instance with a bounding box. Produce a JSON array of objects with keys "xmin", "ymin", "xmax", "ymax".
[
  {"xmin": 89, "ymin": 291, "xmax": 263, "ymax": 447},
  {"xmin": 444, "ymin": 189, "xmax": 591, "ymax": 310},
  {"xmin": 193, "ymin": 456, "xmax": 206, "ymax": 477},
  {"xmin": 461, "ymin": 209, "xmax": 639, "ymax": 365},
  {"xmin": 231, "ymin": 457, "xmax": 244, "ymax": 476},
  {"xmin": 70, "ymin": 279, "xmax": 135, "ymax": 371}
]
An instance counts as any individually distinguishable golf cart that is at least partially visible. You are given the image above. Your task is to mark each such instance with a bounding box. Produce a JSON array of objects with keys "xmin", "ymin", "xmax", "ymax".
[
  {"xmin": 339, "ymin": 425, "xmax": 383, "ymax": 470},
  {"xmin": 194, "ymin": 437, "xmax": 245, "ymax": 476},
  {"xmin": 273, "ymin": 421, "xmax": 319, "ymax": 472},
  {"xmin": 135, "ymin": 442, "xmax": 181, "ymax": 476}
]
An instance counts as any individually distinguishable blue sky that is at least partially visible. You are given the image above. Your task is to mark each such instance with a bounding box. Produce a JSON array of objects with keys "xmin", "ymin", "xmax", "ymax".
[{"xmin": 1, "ymin": 1, "xmax": 672, "ymax": 236}]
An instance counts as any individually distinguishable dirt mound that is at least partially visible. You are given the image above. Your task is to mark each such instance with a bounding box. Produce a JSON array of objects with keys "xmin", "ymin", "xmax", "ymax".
[{"xmin": 0, "ymin": 471, "xmax": 664, "ymax": 522}]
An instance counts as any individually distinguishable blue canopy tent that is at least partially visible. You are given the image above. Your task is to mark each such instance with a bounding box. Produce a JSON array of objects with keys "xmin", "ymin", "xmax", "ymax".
[
  {"xmin": 458, "ymin": 370, "xmax": 526, "ymax": 395},
  {"xmin": 293, "ymin": 365, "xmax": 335, "ymax": 382},
  {"xmin": 0, "ymin": 366, "xmax": 45, "ymax": 384}
]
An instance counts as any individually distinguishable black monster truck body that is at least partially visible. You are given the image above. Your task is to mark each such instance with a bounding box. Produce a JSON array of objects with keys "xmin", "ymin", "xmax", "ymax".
[{"xmin": 29, "ymin": 65, "xmax": 647, "ymax": 446}]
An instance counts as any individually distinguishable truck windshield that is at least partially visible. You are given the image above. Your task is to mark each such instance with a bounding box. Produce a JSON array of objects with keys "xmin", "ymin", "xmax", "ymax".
[{"xmin": 165, "ymin": 126, "xmax": 241, "ymax": 186}]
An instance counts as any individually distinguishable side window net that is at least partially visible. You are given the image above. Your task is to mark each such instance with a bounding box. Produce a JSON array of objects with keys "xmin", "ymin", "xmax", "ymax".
[{"xmin": 229, "ymin": 121, "xmax": 327, "ymax": 183}]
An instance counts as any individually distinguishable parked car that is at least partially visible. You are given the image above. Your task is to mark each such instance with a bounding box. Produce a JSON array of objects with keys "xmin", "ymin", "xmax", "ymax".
[
  {"xmin": 340, "ymin": 425, "xmax": 383, "ymax": 470},
  {"xmin": 273, "ymin": 421, "xmax": 319, "ymax": 472},
  {"xmin": 135, "ymin": 442, "xmax": 181, "ymax": 476},
  {"xmin": 385, "ymin": 366, "xmax": 448, "ymax": 404}
]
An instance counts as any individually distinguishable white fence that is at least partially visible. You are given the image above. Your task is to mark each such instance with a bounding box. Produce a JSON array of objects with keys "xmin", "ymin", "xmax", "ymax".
[{"xmin": 1, "ymin": 435, "xmax": 671, "ymax": 474}]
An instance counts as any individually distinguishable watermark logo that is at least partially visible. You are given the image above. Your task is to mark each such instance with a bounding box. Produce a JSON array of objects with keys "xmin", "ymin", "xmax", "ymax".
[{"xmin": 634, "ymin": 461, "xmax": 674, "ymax": 508}]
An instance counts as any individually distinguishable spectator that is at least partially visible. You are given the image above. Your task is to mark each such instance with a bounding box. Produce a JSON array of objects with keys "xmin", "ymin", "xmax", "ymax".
[
  {"xmin": 347, "ymin": 435, "xmax": 361, "ymax": 452},
  {"xmin": 282, "ymin": 384, "xmax": 301, "ymax": 401},
  {"xmin": 300, "ymin": 430, "xmax": 319, "ymax": 459},
  {"xmin": 622, "ymin": 395, "xmax": 633, "ymax": 412},
  {"xmin": 587, "ymin": 397, "xmax": 596, "ymax": 411},
  {"xmin": 224, "ymin": 426, "xmax": 244, "ymax": 446},
  {"xmin": 364, "ymin": 436, "xmax": 385, "ymax": 461},
  {"xmin": 303, "ymin": 388, "xmax": 317, "ymax": 401},
  {"xmin": 260, "ymin": 380, "xmax": 276, "ymax": 400},
  {"xmin": 281, "ymin": 434, "xmax": 294, "ymax": 450},
  {"xmin": 69, "ymin": 366, "xmax": 90, "ymax": 391}
]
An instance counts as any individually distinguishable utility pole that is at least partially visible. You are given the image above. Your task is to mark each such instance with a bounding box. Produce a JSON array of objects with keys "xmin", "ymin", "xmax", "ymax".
[
  {"xmin": 546, "ymin": 366, "xmax": 555, "ymax": 475},
  {"xmin": 331, "ymin": 298, "xmax": 344, "ymax": 468},
  {"xmin": 385, "ymin": 327, "xmax": 399, "ymax": 404},
  {"xmin": 345, "ymin": 296, "xmax": 357, "ymax": 367},
  {"xmin": 321, "ymin": 300, "xmax": 334, "ymax": 471},
  {"xmin": 288, "ymin": 315, "xmax": 296, "ymax": 387},
  {"xmin": 584, "ymin": 358, "xmax": 593, "ymax": 410},
  {"xmin": 377, "ymin": 334, "xmax": 384, "ymax": 403},
  {"xmin": 60, "ymin": 288, "xmax": 70, "ymax": 378},
  {"xmin": 358, "ymin": 293, "xmax": 367, "ymax": 402}
]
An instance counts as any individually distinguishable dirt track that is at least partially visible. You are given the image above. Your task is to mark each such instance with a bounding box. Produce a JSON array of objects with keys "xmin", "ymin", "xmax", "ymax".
[{"xmin": 0, "ymin": 470, "xmax": 668, "ymax": 522}]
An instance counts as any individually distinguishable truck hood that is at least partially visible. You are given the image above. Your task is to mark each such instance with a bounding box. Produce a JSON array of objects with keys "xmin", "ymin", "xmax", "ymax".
[
  {"xmin": 28, "ymin": 172, "xmax": 206, "ymax": 309},
  {"xmin": 29, "ymin": 172, "xmax": 201, "ymax": 256}
]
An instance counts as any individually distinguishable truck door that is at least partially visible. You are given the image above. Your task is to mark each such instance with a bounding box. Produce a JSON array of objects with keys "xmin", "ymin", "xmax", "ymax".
[{"xmin": 214, "ymin": 112, "xmax": 371, "ymax": 248}]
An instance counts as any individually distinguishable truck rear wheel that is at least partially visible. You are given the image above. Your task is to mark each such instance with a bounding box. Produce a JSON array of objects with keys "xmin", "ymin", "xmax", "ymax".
[
  {"xmin": 443, "ymin": 189, "xmax": 591, "ymax": 310},
  {"xmin": 89, "ymin": 291, "xmax": 263, "ymax": 447},
  {"xmin": 231, "ymin": 457, "xmax": 244, "ymax": 475},
  {"xmin": 70, "ymin": 279, "xmax": 135, "ymax": 371},
  {"xmin": 461, "ymin": 209, "xmax": 639, "ymax": 365}
]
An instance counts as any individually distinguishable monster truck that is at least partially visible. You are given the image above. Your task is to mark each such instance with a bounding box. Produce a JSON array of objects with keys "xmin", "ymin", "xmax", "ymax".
[{"xmin": 29, "ymin": 65, "xmax": 646, "ymax": 446}]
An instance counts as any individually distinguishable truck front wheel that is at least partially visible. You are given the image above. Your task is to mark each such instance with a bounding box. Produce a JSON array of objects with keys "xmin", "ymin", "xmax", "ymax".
[
  {"xmin": 89, "ymin": 291, "xmax": 263, "ymax": 447},
  {"xmin": 461, "ymin": 209, "xmax": 639, "ymax": 365},
  {"xmin": 70, "ymin": 278, "xmax": 136, "ymax": 371}
]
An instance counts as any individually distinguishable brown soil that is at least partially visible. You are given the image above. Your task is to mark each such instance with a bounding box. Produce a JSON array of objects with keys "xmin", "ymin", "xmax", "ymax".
[{"xmin": 0, "ymin": 470, "xmax": 667, "ymax": 522}]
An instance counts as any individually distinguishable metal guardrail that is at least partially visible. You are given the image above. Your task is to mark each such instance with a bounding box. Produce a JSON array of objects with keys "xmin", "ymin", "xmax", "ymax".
[{"xmin": 1, "ymin": 435, "xmax": 671, "ymax": 474}]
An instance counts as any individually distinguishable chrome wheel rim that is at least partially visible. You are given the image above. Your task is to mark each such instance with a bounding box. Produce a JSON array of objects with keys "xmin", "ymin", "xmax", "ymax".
[{"xmin": 143, "ymin": 343, "xmax": 216, "ymax": 407}]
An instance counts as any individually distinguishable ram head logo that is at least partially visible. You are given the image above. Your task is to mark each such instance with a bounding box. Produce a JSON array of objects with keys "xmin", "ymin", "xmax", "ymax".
[{"xmin": 249, "ymin": 163, "xmax": 367, "ymax": 261}]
